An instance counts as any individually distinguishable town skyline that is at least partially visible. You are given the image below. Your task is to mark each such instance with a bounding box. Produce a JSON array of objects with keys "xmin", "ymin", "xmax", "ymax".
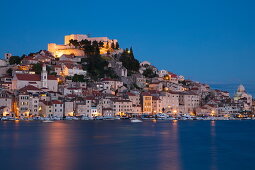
[
  {"xmin": 0, "ymin": 33, "xmax": 253, "ymax": 119},
  {"xmin": 1, "ymin": 0, "xmax": 255, "ymax": 84}
]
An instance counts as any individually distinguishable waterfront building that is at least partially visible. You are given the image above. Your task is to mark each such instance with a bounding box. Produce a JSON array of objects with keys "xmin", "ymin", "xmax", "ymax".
[
  {"xmin": 141, "ymin": 92, "xmax": 153, "ymax": 114},
  {"xmin": 179, "ymin": 91, "xmax": 200, "ymax": 113}
]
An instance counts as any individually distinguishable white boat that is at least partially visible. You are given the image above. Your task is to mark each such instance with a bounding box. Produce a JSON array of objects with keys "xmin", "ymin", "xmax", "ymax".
[
  {"xmin": 42, "ymin": 120, "xmax": 54, "ymax": 123},
  {"xmin": 130, "ymin": 119, "xmax": 143, "ymax": 123},
  {"xmin": 156, "ymin": 113, "xmax": 170, "ymax": 120},
  {"xmin": 114, "ymin": 116, "xmax": 121, "ymax": 120}
]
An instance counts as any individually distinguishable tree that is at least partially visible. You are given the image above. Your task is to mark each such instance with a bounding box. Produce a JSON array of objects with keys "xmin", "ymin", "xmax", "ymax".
[
  {"xmin": 115, "ymin": 42, "xmax": 119, "ymax": 49},
  {"xmin": 98, "ymin": 41, "xmax": 104, "ymax": 48},
  {"xmin": 9, "ymin": 56, "xmax": 21, "ymax": 65},
  {"xmin": 72, "ymin": 74, "xmax": 86, "ymax": 82},
  {"xmin": 6, "ymin": 68, "xmax": 12, "ymax": 76},
  {"xmin": 31, "ymin": 63, "xmax": 42, "ymax": 74},
  {"xmin": 69, "ymin": 39, "xmax": 80, "ymax": 48},
  {"xmin": 83, "ymin": 54, "xmax": 108, "ymax": 80},
  {"xmin": 143, "ymin": 68, "xmax": 157, "ymax": 78},
  {"xmin": 111, "ymin": 42, "xmax": 115, "ymax": 49},
  {"xmin": 119, "ymin": 48, "xmax": 140, "ymax": 73},
  {"xmin": 105, "ymin": 68, "xmax": 119, "ymax": 79}
]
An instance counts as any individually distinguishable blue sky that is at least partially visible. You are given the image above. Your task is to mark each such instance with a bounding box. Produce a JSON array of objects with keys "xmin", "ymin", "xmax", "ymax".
[{"xmin": 1, "ymin": 0, "xmax": 255, "ymax": 84}]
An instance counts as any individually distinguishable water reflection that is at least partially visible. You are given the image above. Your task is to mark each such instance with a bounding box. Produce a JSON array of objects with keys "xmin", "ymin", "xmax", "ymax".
[
  {"xmin": 210, "ymin": 121, "xmax": 217, "ymax": 170},
  {"xmin": 37, "ymin": 122, "xmax": 77, "ymax": 170},
  {"xmin": 157, "ymin": 120, "xmax": 181, "ymax": 170}
]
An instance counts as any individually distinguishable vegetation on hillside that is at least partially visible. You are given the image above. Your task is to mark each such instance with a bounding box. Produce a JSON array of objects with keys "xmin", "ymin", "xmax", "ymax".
[
  {"xmin": 143, "ymin": 68, "xmax": 158, "ymax": 78},
  {"xmin": 119, "ymin": 48, "xmax": 140, "ymax": 74},
  {"xmin": 9, "ymin": 56, "xmax": 21, "ymax": 65}
]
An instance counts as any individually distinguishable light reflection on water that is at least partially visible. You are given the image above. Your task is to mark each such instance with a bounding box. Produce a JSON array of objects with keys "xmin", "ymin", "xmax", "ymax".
[
  {"xmin": 0, "ymin": 120, "xmax": 255, "ymax": 170},
  {"xmin": 37, "ymin": 122, "xmax": 77, "ymax": 170}
]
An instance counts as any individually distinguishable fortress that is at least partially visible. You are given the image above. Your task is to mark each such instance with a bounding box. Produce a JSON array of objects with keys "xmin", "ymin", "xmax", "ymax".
[{"xmin": 48, "ymin": 34, "xmax": 118, "ymax": 57}]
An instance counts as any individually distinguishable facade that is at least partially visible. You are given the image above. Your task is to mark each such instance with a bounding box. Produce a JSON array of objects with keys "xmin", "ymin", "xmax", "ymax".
[
  {"xmin": 48, "ymin": 34, "xmax": 118, "ymax": 57},
  {"xmin": 111, "ymin": 99, "xmax": 132, "ymax": 115},
  {"xmin": 141, "ymin": 92, "xmax": 152, "ymax": 114},
  {"xmin": 12, "ymin": 64, "xmax": 58, "ymax": 92},
  {"xmin": 179, "ymin": 91, "xmax": 200, "ymax": 113},
  {"xmin": 18, "ymin": 93, "xmax": 39, "ymax": 117}
]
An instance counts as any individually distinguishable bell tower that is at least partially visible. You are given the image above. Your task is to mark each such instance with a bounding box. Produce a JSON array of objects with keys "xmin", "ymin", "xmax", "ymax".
[{"xmin": 41, "ymin": 64, "xmax": 48, "ymax": 88}]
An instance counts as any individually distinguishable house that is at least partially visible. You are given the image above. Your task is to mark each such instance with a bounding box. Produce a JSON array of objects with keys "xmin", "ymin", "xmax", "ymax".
[
  {"xmin": 75, "ymin": 96, "xmax": 99, "ymax": 117},
  {"xmin": 126, "ymin": 92, "xmax": 140, "ymax": 105},
  {"xmin": 12, "ymin": 64, "xmax": 58, "ymax": 92},
  {"xmin": 179, "ymin": 91, "xmax": 200, "ymax": 113},
  {"xmin": 0, "ymin": 106, "xmax": 11, "ymax": 116},
  {"xmin": 18, "ymin": 93, "xmax": 39, "ymax": 117},
  {"xmin": 158, "ymin": 70, "xmax": 168, "ymax": 78},
  {"xmin": 141, "ymin": 92, "xmax": 152, "ymax": 114},
  {"xmin": 159, "ymin": 91, "xmax": 179, "ymax": 113},
  {"xmin": 101, "ymin": 78, "xmax": 123, "ymax": 91},
  {"xmin": 196, "ymin": 104, "xmax": 218, "ymax": 116},
  {"xmin": 110, "ymin": 99, "xmax": 132, "ymax": 116},
  {"xmin": 152, "ymin": 96, "xmax": 163, "ymax": 113},
  {"xmin": 148, "ymin": 82, "xmax": 163, "ymax": 91},
  {"xmin": 0, "ymin": 90, "xmax": 13, "ymax": 116},
  {"xmin": 102, "ymin": 108, "xmax": 114, "ymax": 117},
  {"xmin": 64, "ymin": 100, "xmax": 74, "ymax": 116},
  {"xmin": 62, "ymin": 63, "xmax": 86, "ymax": 76},
  {"xmin": 52, "ymin": 100, "xmax": 64, "ymax": 117}
]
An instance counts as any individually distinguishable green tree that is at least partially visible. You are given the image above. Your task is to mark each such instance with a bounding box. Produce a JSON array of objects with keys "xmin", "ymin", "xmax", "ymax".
[
  {"xmin": 119, "ymin": 48, "xmax": 140, "ymax": 73},
  {"xmin": 105, "ymin": 68, "xmax": 119, "ymax": 79},
  {"xmin": 31, "ymin": 63, "xmax": 42, "ymax": 74},
  {"xmin": 98, "ymin": 41, "xmax": 104, "ymax": 48},
  {"xmin": 72, "ymin": 74, "xmax": 86, "ymax": 82},
  {"xmin": 143, "ymin": 68, "xmax": 157, "ymax": 78},
  {"xmin": 115, "ymin": 42, "xmax": 119, "ymax": 49},
  {"xmin": 69, "ymin": 39, "xmax": 80, "ymax": 48},
  {"xmin": 9, "ymin": 56, "xmax": 21, "ymax": 65},
  {"xmin": 83, "ymin": 54, "xmax": 108, "ymax": 80},
  {"xmin": 111, "ymin": 42, "xmax": 115, "ymax": 49},
  {"xmin": 6, "ymin": 68, "xmax": 12, "ymax": 76}
]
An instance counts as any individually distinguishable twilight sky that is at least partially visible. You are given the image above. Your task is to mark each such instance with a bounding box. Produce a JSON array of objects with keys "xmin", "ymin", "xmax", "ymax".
[{"xmin": 1, "ymin": 0, "xmax": 255, "ymax": 84}]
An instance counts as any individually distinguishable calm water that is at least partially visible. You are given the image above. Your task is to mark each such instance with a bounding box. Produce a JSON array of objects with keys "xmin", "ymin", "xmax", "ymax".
[{"xmin": 0, "ymin": 120, "xmax": 255, "ymax": 170}]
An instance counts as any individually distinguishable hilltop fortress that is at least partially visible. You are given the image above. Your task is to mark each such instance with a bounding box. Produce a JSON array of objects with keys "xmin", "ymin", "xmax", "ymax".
[{"xmin": 48, "ymin": 34, "xmax": 118, "ymax": 57}]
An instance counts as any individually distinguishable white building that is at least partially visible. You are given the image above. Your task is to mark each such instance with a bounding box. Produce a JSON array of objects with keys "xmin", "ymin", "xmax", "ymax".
[{"xmin": 12, "ymin": 64, "xmax": 58, "ymax": 92}]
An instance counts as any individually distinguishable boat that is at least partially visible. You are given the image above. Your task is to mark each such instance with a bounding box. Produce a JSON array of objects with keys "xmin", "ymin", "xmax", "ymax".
[
  {"xmin": 156, "ymin": 113, "xmax": 171, "ymax": 120},
  {"xmin": 42, "ymin": 120, "xmax": 54, "ymax": 123},
  {"xmin": 114, "ymin": 116, "xmax": 121, "ymax": 120},
  {"xmin": 1, "ymin": 117, "xmax": 16, "ymax": 121},
  {"xmin": 103, "ymin": 116, "xmax": 115, "ymax": 120},
  {"xmin": 141, "ymin": 114, "xmax": 155, "ymax": 120},
  {"xmin": 130, "ymin": 118, "xmax": 143, "ymax": 123},
  {"xmin": 94, "ymin": 116, "xmax": 104, "ymax": 120}
]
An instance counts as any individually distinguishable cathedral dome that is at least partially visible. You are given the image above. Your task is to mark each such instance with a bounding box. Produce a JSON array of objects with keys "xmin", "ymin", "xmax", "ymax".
[{"xmin": 237, "ymin": 84, "xmax": 245, "ymax": 93}]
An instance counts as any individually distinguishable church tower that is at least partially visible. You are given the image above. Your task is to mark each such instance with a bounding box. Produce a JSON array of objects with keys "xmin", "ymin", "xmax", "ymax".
[{"xmin": 41, "ymin": 64, "xmax": 48, "ymax": 88}]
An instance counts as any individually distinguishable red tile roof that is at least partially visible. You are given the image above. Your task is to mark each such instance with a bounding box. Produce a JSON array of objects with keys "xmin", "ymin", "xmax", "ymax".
[
  {"xmin": 16, "ymin": 74, "xmax": 40, "ymax": 81},
  {"xmin": 16, "ymin": 74, "xmax": 57, "ymax": 81},
  {"xmin": 20, "ymin": 85, "xmax": 41, "ymax": 92}
]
